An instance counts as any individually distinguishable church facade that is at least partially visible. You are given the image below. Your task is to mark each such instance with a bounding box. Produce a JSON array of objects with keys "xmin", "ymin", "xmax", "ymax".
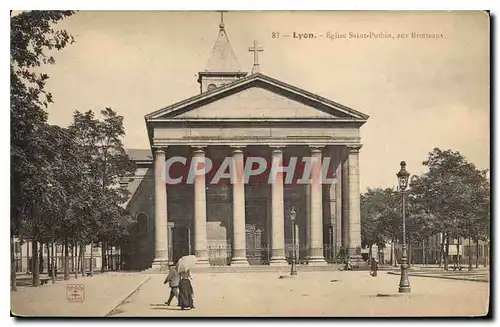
[{"xmin": 121, "ymin": 18, "xmax": 369, "ymax": 270}]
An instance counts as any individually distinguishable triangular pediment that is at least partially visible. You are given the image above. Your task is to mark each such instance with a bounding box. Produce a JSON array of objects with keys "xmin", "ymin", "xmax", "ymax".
[{"xmin": 145, "ymin": 73, "xmax": 369, "ymax": 121}]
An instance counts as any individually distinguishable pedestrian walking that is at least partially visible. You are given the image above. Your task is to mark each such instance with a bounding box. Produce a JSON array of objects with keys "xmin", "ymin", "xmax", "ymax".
[
  {"xmin": 163, "ymin": 263, "xmax": 180, "ymax": 306},
  {"xmin": 370, "ymin": 258, "xmax": 379, "ymax": 277},
  {"xmin": 178, "ymin": 271, "xmax": 195, "ymax": 310}
]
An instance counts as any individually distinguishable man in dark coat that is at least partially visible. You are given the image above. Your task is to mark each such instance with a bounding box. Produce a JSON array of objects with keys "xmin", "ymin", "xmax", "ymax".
[
  {"xmin": 370, "ymin": 258, "xmax": 379, "ymax": 277},
  {"xmin": 164, "ymin": 264, "xmax": 180, "ymax": 306},
  {"xmin": 178, "ymin": 272, "xmax": 194, "ymax": 310}
]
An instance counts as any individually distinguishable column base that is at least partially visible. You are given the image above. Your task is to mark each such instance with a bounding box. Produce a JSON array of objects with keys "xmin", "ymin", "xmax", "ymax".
[
  {"xmin": 151, "ymin": 259, "xmax": 169, "ymax": 271},
  {"xmin": 348, "ymin": 254, "xmax": 367, "ymax": 269},
  {"xmin": 269, "ymin": 257, "xmax": 288, "ymax": 266},
  {"xmin": 308, "ymin": 256, "xmax": 328, "ymax": 266},
  {"xmin": 230, "ymin": 257, "xmax": 250, "ymax": 266},
  {"xmin": 195, "ymin": 258, "xmax": 210, "ymax": 267}
]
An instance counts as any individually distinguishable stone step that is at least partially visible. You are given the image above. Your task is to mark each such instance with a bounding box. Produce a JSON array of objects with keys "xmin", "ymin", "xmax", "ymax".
[{"xmin": 140, "ymin": 263, "xmax": 373, "ymax": 274}]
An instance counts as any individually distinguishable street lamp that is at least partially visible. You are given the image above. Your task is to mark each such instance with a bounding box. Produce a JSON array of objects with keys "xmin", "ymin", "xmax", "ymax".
[
  {"xmin": 397, "ymin": 161, "xmax": 411, "ymax": 293},
  {"xmin": 289, "ymin": 206, "xmax": 297, "ymax": 276}
]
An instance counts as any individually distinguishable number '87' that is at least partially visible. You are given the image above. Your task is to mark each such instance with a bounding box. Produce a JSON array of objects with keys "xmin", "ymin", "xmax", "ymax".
[{"xmin": 272, "ymin": 32, "xmax": 279, "ymax": 38}]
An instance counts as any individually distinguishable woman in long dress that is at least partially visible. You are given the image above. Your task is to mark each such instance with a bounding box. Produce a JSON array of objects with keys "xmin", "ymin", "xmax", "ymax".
[{"xmin": 178, "ymin": 271, "xmax": 194, "ymax": 310}]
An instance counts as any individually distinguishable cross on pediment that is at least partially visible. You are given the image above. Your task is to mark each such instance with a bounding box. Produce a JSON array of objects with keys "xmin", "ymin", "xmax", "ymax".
[{"xmin": 248, "ymin": 40, "xmax": 264, "ymax": 74}]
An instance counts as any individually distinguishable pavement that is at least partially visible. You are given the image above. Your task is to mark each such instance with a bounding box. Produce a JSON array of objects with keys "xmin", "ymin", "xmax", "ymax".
[
  {"xmin": 11, "ymin": 272, "xmax": 149, "ymax": 317},
  {"xmin": 111, "ymin": 270, "xmax": 490, "ymax": 317},
  {"xmin": 386, "ymin": 267, "xmax": 490, "ymax": 283},
  {"xmin": 10, "ymin": 268, "xmax": 490, "ymax": 317}
]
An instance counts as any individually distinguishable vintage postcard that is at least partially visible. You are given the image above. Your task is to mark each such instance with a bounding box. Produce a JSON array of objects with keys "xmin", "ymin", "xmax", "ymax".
[{"xmin": 10, "ymin": 10, "xmax": 490, "ymax": 317}]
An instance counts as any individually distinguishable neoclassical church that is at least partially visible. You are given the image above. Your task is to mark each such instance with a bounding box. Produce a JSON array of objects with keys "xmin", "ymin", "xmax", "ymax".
[{"xmin": 120, "ymin": 16, "xmax": 368, "ymax": 270}]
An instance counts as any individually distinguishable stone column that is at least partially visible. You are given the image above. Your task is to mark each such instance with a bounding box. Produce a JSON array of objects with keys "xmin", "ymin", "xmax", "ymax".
[
  {"xmin": 347, "ymin": 145, "xmax": 362, "ymax": 258},
  {"xmin": 305, "ymin": 183, "xmax": 311, "ymax": 260},
  {"xmin": 308, "ymin": 147, "xmax": 327, "ymax": 265},
  {"xmin": 335, "ymin": 147, "xmax": 343, "ymax": 253},
  {"xmin": 193, "ymin": 147, "xmax": 209, "ymax": 266},
  {"xmin": 153, "ymin": 148, "xmax": 168, "ymax": 268},
  {"xmin": 231, "ymin": 147, "xmax": 249, "ymax": 266},
  {"xmin": 341, "ymin": 148, "xmax": 349, "ymax": 248},
  {"xmin": 269, "ymin": 147, "xmax": 287, "ymax": 266}
]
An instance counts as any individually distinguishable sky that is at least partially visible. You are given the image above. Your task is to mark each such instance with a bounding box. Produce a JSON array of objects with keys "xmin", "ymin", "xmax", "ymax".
[{"xmin": 40, "ymin": 11, "xmax": 490, "ymax": 191}]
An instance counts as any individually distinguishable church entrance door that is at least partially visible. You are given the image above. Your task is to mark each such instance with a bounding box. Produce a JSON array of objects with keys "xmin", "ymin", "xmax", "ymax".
[
  {"xmin": 171, "ymin": 225, "xmax": 192, "ymax": 264},
  {"xmin": 245, "ymin": 224, "xmax": 265, "ymax": 265},
  {"xmin": 245, "ymin": 197, "xmax": 268, "ymax": 265}
]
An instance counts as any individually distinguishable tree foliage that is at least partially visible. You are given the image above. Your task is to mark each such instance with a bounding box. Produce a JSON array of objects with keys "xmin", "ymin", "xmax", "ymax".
[
  {"xmin": 11, "ymin": 11, "xmax": 137, "ymax": 287},
  {"xmin": 361, "ymin": 148, "xmax": 490, "ymax": 264}
]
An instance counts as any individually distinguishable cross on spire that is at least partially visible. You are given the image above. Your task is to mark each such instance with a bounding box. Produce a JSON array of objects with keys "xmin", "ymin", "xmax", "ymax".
[
  {"xmin": 248, "ymin": 40, "xmax": 264, "ymax": 74},
  {"xmin": 218, "ymin": 10, "xmax": 228, "ymax": 30}
]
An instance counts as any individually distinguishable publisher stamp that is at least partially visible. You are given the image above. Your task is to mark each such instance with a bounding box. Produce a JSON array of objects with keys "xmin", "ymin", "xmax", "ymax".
[{"xmin": 66, "ymin": 284, "xmax": 85, "ymax": 303}]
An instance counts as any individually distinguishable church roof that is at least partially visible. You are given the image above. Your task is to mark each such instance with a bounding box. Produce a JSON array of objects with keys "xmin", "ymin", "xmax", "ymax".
[
  {"xmin": 145, "ymin": 73, "xmax": 369, "ymax": 121},
  {"xmin": 126, "ymin": 149, "xmax": 153, "ymax": 162},
  {"xmin": 204, "ymin": 24, "xmax": 242, "ymax": 73}
]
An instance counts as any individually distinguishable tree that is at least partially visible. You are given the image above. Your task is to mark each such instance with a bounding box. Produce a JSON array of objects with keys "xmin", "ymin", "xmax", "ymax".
[
  {"xmin": 11, "ymin": 10, "xmax": 74, "ymax": 290},
  {"xmin": 361, "ymin": 188, "xmax": 400, "ymax": 262},
  {"xmin": 410, "ymin": 148, "xmax": 490, "ymax": 270},
  {"xmin": 69, "ymin": 108, "xmax": 135, "ymax": 273}
]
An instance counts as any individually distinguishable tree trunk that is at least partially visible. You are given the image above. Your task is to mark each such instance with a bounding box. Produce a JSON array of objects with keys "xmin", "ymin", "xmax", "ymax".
[
  {"xmin": 50, "ymin": 238, "xmax": 55, "ymax": 283},
  {"xmin": 26, "ymin": 240, "xmax": 30, "ymax": 273},
  {"xmin": 109, "ymin": 245, "xmax": 115, "ymax": 270},
  {"xmin": 39, "ymin": 243, "xmax": 43, "ymax": 274},
  {"xmin": 484, "ymin": 242, "xmax": 488, "ymax": 267},
  {"xmin": 408, "ymin": 241, "xmax": 412, "ymax": 266},
  {"xmin": 64, "ymin": 238, "xmax": 69, "ymax": 280},
  {"xmin": 80, "ymin": 242, "xmax": 85, "ymax": 277},
  {"xmin": 101, "ymin": 242, "xmax": 107, "ymax": 273},
  {"xmin": 32, "ymin": 239, "xmax": 40, "ymax": 287},
  {"xmin": 468, "ymin": 236, "xmax": 472, "ymax": 271},
  {"xmin": 26, "ymin": 241, "xmax": 33, "ymax": 273},
  {"xmin": 74, "ymin": 241, "xmax": 78, "ymax": 279},
  {"xmin": 456, "ymin": 239, "xmax": 461, "ymax": 269},
  {"xmin": 390, "ymin": 239, "xmax": 394, "ymax": 266},
  {"xmin": 422, "ymin": 241, "xmax": 426, "ymax": 265},
  {"xmin": 439, "ymin": 237, "xmax": 443, "ymax": 268},
  {"xmin": 475, "ymin": 239, "xmax": 479, "ymax": 268},
  {"xmin": 90, "ymin": 241, "xmax": 94, "ymax": 275},
  {"xmin": 444, "ymin": 234, "xmax": 449, "ymax": 271},
  {"xmin": 11, "ymin": 233, "xmax": 17, "ymax": 291}
]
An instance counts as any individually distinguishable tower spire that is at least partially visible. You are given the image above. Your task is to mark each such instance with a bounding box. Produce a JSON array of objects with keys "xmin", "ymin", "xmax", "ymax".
[
  {"xmin": 218, "ymin": 10, "xmax": 227, "ymax": 30},
  {"xmin": 197, "ymin": 11, "xmax": 247, "ymax": 93}
]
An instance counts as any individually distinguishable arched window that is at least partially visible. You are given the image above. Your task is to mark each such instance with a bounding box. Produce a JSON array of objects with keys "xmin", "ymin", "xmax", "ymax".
[
  {"xmin": 136, "ymin": 212, "xmax": 149, "ymax": 235},
  {"xmin": 207, "ymin": 84, "xmax": 217, "ymax": 92}
]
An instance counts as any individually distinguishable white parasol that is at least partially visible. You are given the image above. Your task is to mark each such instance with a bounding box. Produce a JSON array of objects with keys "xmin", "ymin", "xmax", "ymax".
[{"xmin": 176, "ymin": 255, "xmax": 196, "ymax": 274}]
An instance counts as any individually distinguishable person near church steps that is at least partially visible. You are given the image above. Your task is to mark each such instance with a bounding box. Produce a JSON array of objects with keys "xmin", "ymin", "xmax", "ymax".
[
  {"xmin": 178, "ymin": 271, "xmax": 195, "ymax": 310},
  {"xmin": 370, "ymin": 258, "xmax": 379, "ymax": 277},
  {"xmin": 163, "ymin": 264, "xmax": 180, "ymax": 306}
]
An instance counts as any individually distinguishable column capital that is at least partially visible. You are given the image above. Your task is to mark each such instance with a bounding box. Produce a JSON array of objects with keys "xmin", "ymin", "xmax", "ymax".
[
  {"xmin": 308, "ymin": 144, "xmax": 326, "ymax": 150},
  {"xmin": 346, "ymin": 144, "xmax": 362, "ymax": 153},
  {"xmin": 271, "ymin": 147, "xmax": 284, "ymax": 155},
  {"xmin": 192, "ymin": 146, "xmax": 207, "ymax": 155},
  {"xmin": 269, "ymin": 144, "xmax": 287, "ymax": 150},
  {"xmin": 309, "ymin": 147, "xmax": 323, "ymax": 155},
  {"xmin": 229, "ymin": 145, "xmax": 246, "ymax": 153},
  {"xmin": 153, "ymin": 147, "xmax": 167, "ymax": 155}
]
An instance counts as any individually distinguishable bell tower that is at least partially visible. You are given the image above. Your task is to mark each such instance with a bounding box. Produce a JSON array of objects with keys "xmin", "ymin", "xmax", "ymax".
[{"xmin": 197, "ymin": 12, "xmax": 247, "ymax": 93}]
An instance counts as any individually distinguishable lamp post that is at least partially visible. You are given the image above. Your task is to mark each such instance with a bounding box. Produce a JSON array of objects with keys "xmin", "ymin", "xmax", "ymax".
[
  {"xmin": 290, "ymin": 206, "xmax": 297, "ymax": 276},
  {"xmin": 397, "ymin": 161, "xmax": 411, "ymax": 293}
]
